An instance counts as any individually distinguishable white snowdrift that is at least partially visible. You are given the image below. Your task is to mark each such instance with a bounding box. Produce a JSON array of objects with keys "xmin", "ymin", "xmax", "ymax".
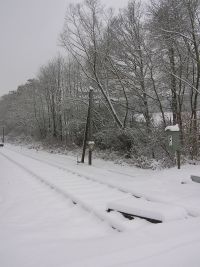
[
  {"xmin": 107, "ymin": 197, "xmax": 187, "ymax": 222},
  {"xmin": 165, "ymin": 124, "xmax": 180, "ymax": 131}
]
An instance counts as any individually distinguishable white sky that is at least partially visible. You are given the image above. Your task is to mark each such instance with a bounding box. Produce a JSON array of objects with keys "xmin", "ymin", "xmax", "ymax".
[{"xmin": 0, "ymin": 0, "xmax": 141, "ymax": 97}]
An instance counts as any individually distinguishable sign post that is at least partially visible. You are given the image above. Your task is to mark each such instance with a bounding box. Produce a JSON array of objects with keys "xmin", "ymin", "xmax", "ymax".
[
  {"xmin": 0, "ymin": 126, "xmax": 5, "ymax": 147},
  {"xmin": 87, "ymin": 89, "xmax": 94, "ymax": 165},
  {"xmin": 165, "ymin": 124, "xmax": 181, "ymax": 169}
]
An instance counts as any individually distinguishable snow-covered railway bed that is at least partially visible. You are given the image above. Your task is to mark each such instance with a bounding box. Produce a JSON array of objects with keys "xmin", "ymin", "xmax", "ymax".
[
  {"xmin": 0, "ymin": 152, "xmax": 114, "ymax": 240},
  {"xmin": 6, "ymin": 145, "xmax": 200, "ymax": 217},
  {"xmin": 5, "ymin": 145, "xmax": 141, "ymax": 196},
  {"xmin": 5, "ymin": 145, "xmax": 161, "ymax": 202},
  {"xmin": 2, "ymin": 146, "xmax": 200, "ymax": 266},
  {"xmin": 8, "ymin": 145, "xmax": 140, "ymax": 177},
  {"xmin": 5, "ymin": 145, "xmax": 200, "ymax": 218},
  {"xmin": 0, "ymin": 149, "xmax": 151, "ymax": 232},
  {"xmin": 7, "ymin": 145, "xmax": 147, "ymax": 186}
]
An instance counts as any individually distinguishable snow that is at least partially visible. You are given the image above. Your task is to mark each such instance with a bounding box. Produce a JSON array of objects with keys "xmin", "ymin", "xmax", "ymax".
[
  {"xmin": 165, "ymin": 124, "xmax": 180, "ymax": 131},
  {"xmin": 107, "ymin": 197, "xmax": 188, "ymax": 222},
  {"xmin": 1, "ymin": 144, "xmax": 200, "ymax": 266},
  {"xmin": 134, "ymin": 112, "xmax": 173, "ymax": 124}
]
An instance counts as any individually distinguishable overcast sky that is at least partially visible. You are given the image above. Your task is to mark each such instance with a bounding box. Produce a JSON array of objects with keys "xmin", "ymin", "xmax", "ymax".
[{"xmin": 0, "ymin": 0, "xmax": 137, "ymax": 97}]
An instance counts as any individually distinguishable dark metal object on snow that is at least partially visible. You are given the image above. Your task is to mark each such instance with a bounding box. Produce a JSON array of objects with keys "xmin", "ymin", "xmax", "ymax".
[
  {"xmin": 107, "ymin": 208, "xmax": 162, "ymax": 224},
  {"xmin": 191, "ymin": 175, "xmax": 200, "ymax": 183}
]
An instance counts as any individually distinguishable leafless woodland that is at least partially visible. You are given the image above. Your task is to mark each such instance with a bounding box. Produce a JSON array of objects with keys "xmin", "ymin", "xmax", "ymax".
[{"xmin": 1, "ymin": 0, "xmax": 200, "ymax": 167}]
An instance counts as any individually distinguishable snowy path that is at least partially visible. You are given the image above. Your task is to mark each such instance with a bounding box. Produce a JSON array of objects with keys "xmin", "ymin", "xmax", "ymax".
[{"xmin": 1, "ymin": 144, "xmax": 200, "ymax": 266}]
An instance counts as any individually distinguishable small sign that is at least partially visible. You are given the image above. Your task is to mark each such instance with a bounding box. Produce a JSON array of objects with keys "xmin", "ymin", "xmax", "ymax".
[
  {"xmin": 165, "ymin": 124, "xmax": 181, "ymax": 169},
  {"xmin": 168, "ymin": 135, "xmax": 173, "ymax": 146}
]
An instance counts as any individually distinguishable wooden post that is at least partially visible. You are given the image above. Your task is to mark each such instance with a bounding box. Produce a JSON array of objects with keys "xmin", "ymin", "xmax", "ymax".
[
  {"xmin": 81, "ymin": 89, "xmax": 93, "ymax": 164},
  {"xmin": 88, "ymin": 89, "xmax": 93, "ymax": 165},
  {"xmin": 2, "ymin": 127, "xmax": 4, "ymax": 143},
  {"xmin": 176, "ymin": 150, "xmax": 180, "ymax": 169},
  {"xmin": 81, "ymin": 109, "xmax": 89, "ymax": 163},
  {"xmin": 88, "ymin": 148, "xmax": 92, "ymax": 165}
]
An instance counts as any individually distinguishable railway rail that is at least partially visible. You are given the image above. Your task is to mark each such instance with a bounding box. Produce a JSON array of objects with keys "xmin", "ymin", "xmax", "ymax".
[
  {"xmin": 0, "ymin": 149, "xmax": 150, "ymax": 232},
  {"xmin": 2, "ymin": 146, "xmax": 191, "ymax": 230},
  {"xmin": 5, "ymin": 146, "xmax": 142, "ymax": 197}
]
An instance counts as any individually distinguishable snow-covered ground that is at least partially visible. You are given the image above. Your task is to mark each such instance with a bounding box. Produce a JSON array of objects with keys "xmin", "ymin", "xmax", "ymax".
[{"xmin": 1, "ymin": 144, "xmax": 200, "ymax": 266}]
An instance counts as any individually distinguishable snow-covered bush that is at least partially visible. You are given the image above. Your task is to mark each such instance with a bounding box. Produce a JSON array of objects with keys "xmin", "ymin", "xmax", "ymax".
[{"xmin": 94, "ymin": 128, "xmax": 132, "ymax": 151}]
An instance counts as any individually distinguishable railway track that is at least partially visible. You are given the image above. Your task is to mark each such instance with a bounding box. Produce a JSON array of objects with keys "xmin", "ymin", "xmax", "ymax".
[
  {"xmin": 5, "ymin": 146, "xmax": 142, "ymax": 197},
  {"xmin": 0, "ymin": 149, "xmax": 150, "ymax": 232}
]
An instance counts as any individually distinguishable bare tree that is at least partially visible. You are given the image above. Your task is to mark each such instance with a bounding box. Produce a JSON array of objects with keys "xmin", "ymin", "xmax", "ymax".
[{"xmin": 60, "ymin": 0, "xmax": 124, "ymax": 128}]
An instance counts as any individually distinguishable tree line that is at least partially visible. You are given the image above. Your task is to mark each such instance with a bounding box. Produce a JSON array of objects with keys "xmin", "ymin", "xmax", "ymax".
[{"xmin": 0, "ymin": 0, "xmax": 200, "ymax": 165}]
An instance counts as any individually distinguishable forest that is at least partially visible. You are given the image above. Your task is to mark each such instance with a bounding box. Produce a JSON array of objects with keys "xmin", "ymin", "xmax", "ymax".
[{"xmin": 0, "ymin": 0, "xmax": 200, "ymax": 168}]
